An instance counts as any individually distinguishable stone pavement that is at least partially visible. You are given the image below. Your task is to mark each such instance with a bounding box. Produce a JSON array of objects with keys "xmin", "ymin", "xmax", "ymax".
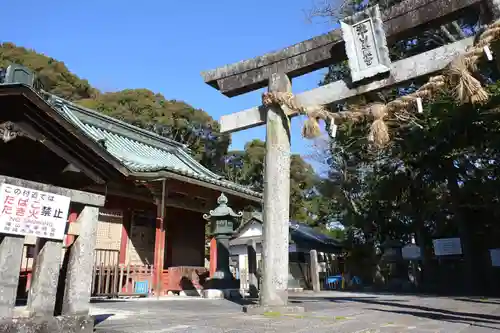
[{"xmin": 91, "ymin": 291, "xmax": 500, "ymax": 332}]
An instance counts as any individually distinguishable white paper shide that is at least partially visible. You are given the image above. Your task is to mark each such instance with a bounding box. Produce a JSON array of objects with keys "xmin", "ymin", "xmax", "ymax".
[{"xmin": 0, "ymin": 184, "xmax": 71, "ymax": 240}]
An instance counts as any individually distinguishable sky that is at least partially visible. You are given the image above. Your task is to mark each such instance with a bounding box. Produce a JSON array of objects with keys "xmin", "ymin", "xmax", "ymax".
[{"xmin": 3, "ymin": 0, "xmax": 336, "ymax": 170}]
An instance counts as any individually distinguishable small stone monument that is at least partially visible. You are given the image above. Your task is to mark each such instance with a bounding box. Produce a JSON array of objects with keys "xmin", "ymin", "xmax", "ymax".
[
  {"xmin": 381, "ymin": 240, "xmax": 403, "ymax": 263},
  {"xmin": 202, "ymin": 193, "xmax": 242, "ymax": 299},
  {"xmin": 380, "ymin": 240, "xmax": 412, "ymax": 291}
]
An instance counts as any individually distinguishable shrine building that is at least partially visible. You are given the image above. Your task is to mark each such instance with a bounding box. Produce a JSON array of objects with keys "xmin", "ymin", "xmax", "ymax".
[{"xmin": 0, "ymin": 65, "xmax": 261, "ymax": 298}]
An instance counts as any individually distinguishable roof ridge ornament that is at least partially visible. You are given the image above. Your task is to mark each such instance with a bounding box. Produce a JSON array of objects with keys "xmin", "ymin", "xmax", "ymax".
[{"xmin": 217, "ymin": 192, "xmax": 228, "ymax": 205}]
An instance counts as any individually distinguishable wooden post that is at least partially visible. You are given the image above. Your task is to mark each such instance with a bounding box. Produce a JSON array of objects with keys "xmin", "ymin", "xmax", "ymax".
[
  {"xmin": 154, "ymin": 214, "xmax": 165, "ymax": 296},
  {"xmin": 119, "ymin": 209, "xmax": 131, "ymax": 265},
  {"xmin": 209, "ymin": 237, "xmax": 217, "ymax": 277},
  {"xmin": 61, "ymin": 206, "xmax": 99, "ymax": 315},
  {"xmin": 0, "ymin": 235, "xmax": 25, "ymax": 317},
  {"xmin": 153, "ymin": 179, "xmax": 166, "ymax": 297},
  {"xmin": 247, "ymin": 239, "xmax": 258, "ymax": 298},
  {"xmin": 260, "ymin": 73, "xmax": 291, "ymax": 307},
  {"xmin": 309, "ymin": 250, "xmax": 320, "ymax": 292}
]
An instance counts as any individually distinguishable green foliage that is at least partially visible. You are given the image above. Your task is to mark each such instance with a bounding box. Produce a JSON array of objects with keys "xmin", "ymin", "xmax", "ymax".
[
  {"xmin": 222, "ymin": 139, "xmax": 324, "ymax": 225},
  {"xmin": 222, "ymin": 139, "xmax": 266, "ymax": 190},
  {"xmin": 0, "ymin": 42, "xmax": 229, "ymax": 170},
  {"xmin": 0, "ymin": 42, "xmax": 97, "ymax": 100},
  {"xmin": 313, "ymin": 0, "xmax": 483, "ymax": 244},
  {"xmin": 316, "ymin": 77, "xmax": 500, "ymax": 287},
  {"xmin": 309, "ymin": 1, "xmax": 500, "ymax": 288},
  {"xmin": 330, "ymin": 81, "xmax": 500, "ymax": 241}
]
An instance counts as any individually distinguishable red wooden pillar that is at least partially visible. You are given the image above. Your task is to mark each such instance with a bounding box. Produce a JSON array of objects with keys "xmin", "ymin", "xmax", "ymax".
[
  {"xmin": 119, "ymin": 209, "xmax": 131, "ymax": 265},
  {"xmin": 64, "ymin": 212, "xmax": 79, "ymax": 247},
  {"xmin": 153, "ymin": 180, "xmax": 167, "ymax": 296},
  {"xmin": 166, "ymin": 222, "xmax": 173, "ymax": 268},
  {"xmin": 153, "ymin": 216, "xmax": 165, "ymax": 295},
  {"xmin": 209, "ymin": 237, "xmax": 217, "ymax": 277},
  {"xmin": 146, "ymin": 180, "xmax": 167, "ymax": 296}
]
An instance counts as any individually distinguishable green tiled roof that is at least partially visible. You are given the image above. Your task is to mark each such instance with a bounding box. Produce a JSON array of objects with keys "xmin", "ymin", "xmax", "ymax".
[{"xmin": 46, "ymin": 94, "xmax": 261, "ymax": 198}]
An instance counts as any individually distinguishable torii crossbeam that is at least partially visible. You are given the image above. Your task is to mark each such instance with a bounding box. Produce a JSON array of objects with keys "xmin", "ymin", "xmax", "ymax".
[{"xmin": 201, "ymin": 0, "xmax": 498, "ymax": 311}]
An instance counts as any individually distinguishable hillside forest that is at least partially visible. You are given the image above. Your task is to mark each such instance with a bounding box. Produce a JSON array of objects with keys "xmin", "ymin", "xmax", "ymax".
[{"xmin": 0, "ymin": 41, "xmax": 330, "ymax": 234}]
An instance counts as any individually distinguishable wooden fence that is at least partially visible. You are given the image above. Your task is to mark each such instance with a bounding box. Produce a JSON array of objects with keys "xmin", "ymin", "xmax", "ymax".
[
  {"xmin": 92, "ymin": 249, "xmax": 155, "ymax": 296},
  {"xmin": 17, "ymin": 247, "xmax": 161, "ymax": 298}
]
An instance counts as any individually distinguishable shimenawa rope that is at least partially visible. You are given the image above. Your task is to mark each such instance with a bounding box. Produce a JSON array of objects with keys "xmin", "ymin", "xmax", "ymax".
[{"xmin": 261, "ymin": 18, "xmax": 500, "ymax": 147}]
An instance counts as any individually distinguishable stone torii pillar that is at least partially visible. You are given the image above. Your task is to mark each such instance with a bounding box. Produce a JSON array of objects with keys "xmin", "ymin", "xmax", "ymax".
[{"xmin": 259, "ymin": 73, "xmax": 292, "ymax": 308}]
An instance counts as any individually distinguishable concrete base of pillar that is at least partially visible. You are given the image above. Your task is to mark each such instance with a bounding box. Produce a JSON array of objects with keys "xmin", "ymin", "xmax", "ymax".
[
  {"xmin": 178, "ymin": 289, "xmax": 202, "ymax": 297},
  {"xmin": 240, "ymin": 288, "xmax": 260, "ymax": 298},
  {"xmin": 202, "ymin": 289, "xmax": 241, "ymax": 300},
  {"xmin": 0, "ymin": 315, "xmax": 93, "ymax": 333},
  {"xmin": 203, "ymin": 276, "xmax": 239, "ymax": 290},
  {"xmin": 242, "ymin": 305, "xmax": 305, "ymax": 315}
]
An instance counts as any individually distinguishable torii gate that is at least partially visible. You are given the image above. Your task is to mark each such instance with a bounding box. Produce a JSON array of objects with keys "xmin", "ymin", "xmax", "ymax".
[{"xmin": 201, "ymin": 0, "xmax": 500, "ymax": 311}]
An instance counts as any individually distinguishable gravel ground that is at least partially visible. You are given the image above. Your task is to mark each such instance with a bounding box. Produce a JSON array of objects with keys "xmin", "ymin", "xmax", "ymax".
[{"xmin": 91, "ymin": 291, "xmax": 500, "ymax": 333}]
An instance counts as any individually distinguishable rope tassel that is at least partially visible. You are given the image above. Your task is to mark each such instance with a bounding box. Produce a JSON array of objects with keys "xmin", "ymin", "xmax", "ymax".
[
  {"xmin": 302, "ymin": 116, "xmax": 322, "ymax": 138},
  {"xmin": 302, "ymin": 106, "xmax": 333, "ymax": 138},
  {"xmin": 447, "ymin": 56, "xmax": 488, "ymax": 104},
  {"xmin": 367, "ymin": 103, "xmax": 390, "ymax": 147}
]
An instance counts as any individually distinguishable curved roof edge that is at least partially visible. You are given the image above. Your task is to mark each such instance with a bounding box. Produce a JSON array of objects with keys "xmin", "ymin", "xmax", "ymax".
[
  {"xmin": 47, "ymin": 94, "xmax": 189, "ymax": 150},
  {"xmin": 234, "ymin": 213, "xmax": 343, "ymax": 247},
  {"xmin": 43, "ymin": 93, "xmax": 261, "ymax": 199}
]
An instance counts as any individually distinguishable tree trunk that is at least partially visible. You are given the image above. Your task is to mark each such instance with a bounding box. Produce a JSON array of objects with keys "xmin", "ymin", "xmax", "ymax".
[{"xmin": 444, "ymin": 160, "xmax": 475, "ymax": 294}]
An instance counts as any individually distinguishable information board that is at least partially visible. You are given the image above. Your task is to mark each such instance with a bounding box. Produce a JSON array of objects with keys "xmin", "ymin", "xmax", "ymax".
[{"xmin": 433, "ymin": 238, "xmax": 462, "ymax": 256}]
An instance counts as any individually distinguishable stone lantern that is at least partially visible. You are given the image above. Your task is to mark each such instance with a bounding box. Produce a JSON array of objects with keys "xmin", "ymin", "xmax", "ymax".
[{"xmin": 203, "ymin": 193, "xmax": 242, "ymax": 293}]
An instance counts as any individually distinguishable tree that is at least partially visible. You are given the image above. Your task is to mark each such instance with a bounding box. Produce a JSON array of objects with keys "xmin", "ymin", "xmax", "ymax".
[
  {"xmin": 222, "ymin": 139, "xmax": 323, "ymax": 224},
  {"xmin": 307, "ymin": 0, "xmax": 500, "ymax": 291},
  {"xmin": 310, "ymin": 0, "xmax": 481, "ymax": 245},
  {"xmin": 0, "ymin": 42, "xmax": 96, "ymax": 100},
  {"xmin": 222, "ymin": 139, "xmax": 266, "ymax": 190},
  {"xmin": 0, "ymin": 42, "xmax": 230, "ymax": 170}
]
